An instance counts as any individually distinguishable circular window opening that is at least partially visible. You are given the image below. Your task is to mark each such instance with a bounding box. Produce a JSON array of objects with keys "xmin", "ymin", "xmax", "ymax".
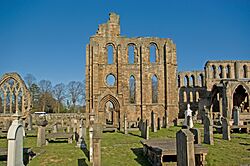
[{"xmin": 106, "ymin": 74, "xmax": 116, "ymax": 86}]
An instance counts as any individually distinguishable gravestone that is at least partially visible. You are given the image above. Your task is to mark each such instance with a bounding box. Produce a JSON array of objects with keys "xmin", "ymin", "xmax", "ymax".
[
  {"xmin": 7, "ymin": 112, "xmax": 25, "ymax": 166},
  {"xmin": 82, "ymin": 118, "xmax": 87, "ymax": 139},
  {"xmin": 67, "ymin": 125, "xmax": 71, "ymax": 133},
  {"xmin": 36, "ymin": 116, "xmax": 48, "ymax": 147},
  {"xmin": 27, "ymin": 114, "xmax": 33, "ymax": 131},
  {"xmin": 222, "ymin": 117, "xmax": 231, "ymax": 140},
  {"xmin": 89, "ymin": 113, "xmax": 95, "ymax": 163},
  {"xmin": 233, "ymin": 106, "xmax": 240, "ymax": 126},
  {"xmin": 53, "ymin": 123, "xmax": 58, "ymax": 133},
  {"xmin": 151, "ymin": 111, "xmax": 157, "ymax": 132},
  {"xmin": 183, "ymin": 104, "xmax": 193, "ymax": 128},
  {"xmin": 203, "ymin": 107, "xmax": 214, "ymax": 145},
  {"xmin": 157, "ymin": 118, "xmax": 161, "ymax": 130},
  {"xmin": 77, "ymin": 119, "xmax": 86, "ymax": 148},
  {"xmin": 176, "ymin": 129, "xmax": 195, "ymax": 166},
  {"xmin": 189, "ymin": 128, "xmax": 201, "ymax": 144},
  {"xmin": 124, "ymin": 113, "xmax": 128, "ymax": 134},
  {"xmin": 93, "ymin": 123, "xmax": 102, "ymax": 166},
  {"xmin": 141, "ymin": 120, "xmax": 149, "ymax": 140}
]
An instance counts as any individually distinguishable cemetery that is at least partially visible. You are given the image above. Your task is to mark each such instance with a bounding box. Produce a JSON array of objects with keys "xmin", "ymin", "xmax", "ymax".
[{"xmin": 0, "ymin": 10, "xmax": 249, "ymax": 166}]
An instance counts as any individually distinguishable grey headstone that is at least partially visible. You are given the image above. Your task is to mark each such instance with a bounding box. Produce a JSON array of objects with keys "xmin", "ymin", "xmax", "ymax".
[
  {"xmin": 176, "ymin": 129, "xmax": 195, "ymax": 166},
  {"xmin": 222, "ymin": 117, "xmax": 231, "ymax": 140}
]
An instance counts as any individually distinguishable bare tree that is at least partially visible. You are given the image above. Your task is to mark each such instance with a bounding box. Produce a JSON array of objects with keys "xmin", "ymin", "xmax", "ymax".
[
  {"xmin": 38, "ymin": 80, "xmax": 52, "ymax": 112},
  {"xmin": 24, "ymin": 74, "xmax": 36, "ymax": 89},
  {"xmin": 67, "ymin": 81, "xmax": 85, "ymax": 113},
  {"xmin": 53, "ymin": 83, "xmax": 65, "ymax": 113}
]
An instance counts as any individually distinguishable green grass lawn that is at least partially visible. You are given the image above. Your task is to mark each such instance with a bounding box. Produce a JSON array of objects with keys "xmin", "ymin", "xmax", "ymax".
[{"xmin": 0, "ymin": 125, "xmax": 249, "ymax": 165}]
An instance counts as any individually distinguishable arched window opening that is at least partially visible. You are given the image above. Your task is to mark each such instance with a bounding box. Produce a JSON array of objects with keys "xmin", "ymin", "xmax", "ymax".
[
  {"xmin": 184, "ymin": 75, "xmax": 189, "ymax": 87},
  {"xmin": 183, "ymin": 91, "xmax": 187, "ymax": 102},
  {"xmin": 218, "ymin": 65, "xmax": 223, "ymax": 78},
  {"xmin": 243, "ymin": 65, "xmax": 248, "ymax": 78},
  {"xmin": 226, "ymin": 65, "xmax": 231, "ymax": 78},
  {"xmin": 105, "ymin": 101, "xmax": 114, "ymax": 125},
  {"xmin": 128, "ymin": 45, "xmax": 135, "ymax": 64},
  {"xmin": 190, "ymin": 75, "xmax": 195, "ymax": 87},
  {"xmin": 107, "ymin": 45, "xmax": 114, "ymax": 64},
  {"xmin": 233, "ymin": 85, "xmax": 249, "ymax": 112},
  {"xmin": 177, "ymin": 75, "xmax": 181, "ymax": 87},
  {"xmin": 190, "ymin": 92, "xmax": 193, "ymax": 102},
  {"xmin": 152, "ymin": 75, "xmax": 158, "ymax": 103},
  {"xmin": 199, "ymin": 74, "xmax": 204, "ymax": 87},
  {"xmin": 129, "ymin": 76, "xmax": 136, "ymax": 104},
  {"xmin": 212, "ymin": 65, "xmax": 216, "ymax": 79},
  {"xmin": 150, "ymin": 43, "xmax": 157, "ymax": 63},
  {"xmin": 196, "ymin": 91, "xmax": 199, "ymax": 102}
]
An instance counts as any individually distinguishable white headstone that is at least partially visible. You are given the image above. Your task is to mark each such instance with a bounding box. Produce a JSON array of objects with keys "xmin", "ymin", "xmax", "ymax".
[
  {"xmin": 7, "ymin": 112, "xmax": 25, "ymax": 166},
  {"xmin": 183, "ymin": 104, "xmax": 194, "ymax": 128}
]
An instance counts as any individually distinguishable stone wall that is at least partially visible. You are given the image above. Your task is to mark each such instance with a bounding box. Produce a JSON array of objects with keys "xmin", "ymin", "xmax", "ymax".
[{"xmin": 85, "ymin": 13, "xmax": 178, "ymax": 127}]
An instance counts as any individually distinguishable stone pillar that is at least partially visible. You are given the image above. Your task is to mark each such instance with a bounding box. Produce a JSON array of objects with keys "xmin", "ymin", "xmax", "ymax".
[
  {"xmin": 233, "ymin": 106, "xmax": 240, "ymax": 126},
  {"xmin": 222, "ymin": 117, "xmax": 231, "ymax": 140},
  {"xmin": 151, "ymin": 111, "xmax": 157, "ymax": 132},
  {"xmin": 3, "ymin": 92, "xmax": 7, "ymax": 114},
  {"xmin": 15, "ymin": 92, "xmax": 19, "ymax": 113},
  {"xmin": 176, "ymin": 129, "xmax": 195, "ymax": 166},
  {"xmin": 203, "ymin": 109, "xmax": 214, "ymax": 145},
  {"xmin": 7, "ymin": 112, "xmax": 25, "ymax": 166},
  {"xmin": 36, "ymin": 118, "xmax": 48, "ymax": 147},
  {"xmin": 93, "ymin": 123, "xmax": 102, "ymax": 166},
  {"xmin": 222, "ymin": 66, "xmax": 227, "ymax": 78},
  {"xmin": 89, "ymin": 113, "xmax": 95, "ymax": 163},
  {"xmin": 124, "ymin": 113, "xmax": 128, "ymax": 134},
  {"xmin": 9, "ymin": 92, "xmax": 13, "ymax": 113},
  {"xmin": 219, "ymin": 96, "xmax": 223, "ymax": 116},
  {"xmin": 189, "ymin": 128, "xmax": 201, "ymax": 144},
  {"xmin": 235, "ymin": 62, "xmax": 240, "ymax": 79}
]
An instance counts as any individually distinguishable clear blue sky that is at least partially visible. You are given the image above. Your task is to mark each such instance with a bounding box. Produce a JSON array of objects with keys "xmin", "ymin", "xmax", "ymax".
[{"xmin": 0, "ymin": 0, "xmax": 249, "ymax": 85}]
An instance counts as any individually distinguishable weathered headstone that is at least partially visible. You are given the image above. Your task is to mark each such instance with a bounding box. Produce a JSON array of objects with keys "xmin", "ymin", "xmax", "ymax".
[
  {"xmin": 141, "ymin": 120, "xmax": 149, "ymax": 140},
  {"xmin": 124, "ymin": 113, "xmax": 128, "ymax": 134},
  {"xmin": 157, "ymin": 117, "xmax": 161, "ymax": 130},
  {"xmin": 222, "ymin": 117, "xmax": 231, "ymax": 140},
  {"xmin": 36, "ymin": 116, "xmax": 48, "ymax": 147},
  {"xmin": 53, "ymin": 123, "xmax": 58, "ymax": 133},
  {"xmin": 27, "ymin": 114, "xmax": 32, "ymax": 131},
  {"xmin": 77, "ymin": 119, "xmax": 86, "ymax": 148},
  {"xmin": 93, "ymin": 123, "xmax": 102, "ymax": 166},
  {"xmin": 176, "ymin": 129, "xmax": 195, "ymax": 166},
  {"xmin": 7, "ymin": 112, "xmax": 25, "ymax": 166},
  {"xmin": 203, "ymin": 106, "xmax": 214, "ymax": 145},
  {"xmin": 189, "ymin": 128, "xmax": 201, "ymax": 144},
  {"xmin": 67, "ymin": 125, "xmax": 71, "ymax": 133},
  {"xmin": 233, "ymin": 106, "xmax": 240, "ymax": 126},
  {"xmin": 151, "ymin": 111, "xmax": 157, "ymax": 132},
  {"xmin": 89, "ymin": 113, "xmax": 95, "ymax": 163}
]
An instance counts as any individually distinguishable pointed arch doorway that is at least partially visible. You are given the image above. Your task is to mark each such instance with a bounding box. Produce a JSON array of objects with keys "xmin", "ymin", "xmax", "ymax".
[
  {"xmin": 233, "ymin": 85, "xmax": 249, "ymax": 113},
  {"xmin": 99, "ymin": 94, "xmax": 120, "ymax": 129}
]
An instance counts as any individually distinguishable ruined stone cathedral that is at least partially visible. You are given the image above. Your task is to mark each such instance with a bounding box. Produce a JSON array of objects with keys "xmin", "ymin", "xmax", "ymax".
[
  {"xmin": 85, "ymin": 13, "xmax": 178, "ymax": 128},
  {"xmin": 85, "ymin": 13, "xmax": 250, "ymax": 129}
]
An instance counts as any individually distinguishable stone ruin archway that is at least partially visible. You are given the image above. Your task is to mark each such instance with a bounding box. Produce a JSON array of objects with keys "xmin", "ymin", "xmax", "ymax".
[
  {"xmin": 0, "ymin": 72, "xmax": 31, "ymax": 117},
  {"xmin": 233, "ymin": 84, "xmax": 249, "ymax": 113},
  {"xmin": 98, "ymin": 94, "xmax": 120, "ymax": 128}
]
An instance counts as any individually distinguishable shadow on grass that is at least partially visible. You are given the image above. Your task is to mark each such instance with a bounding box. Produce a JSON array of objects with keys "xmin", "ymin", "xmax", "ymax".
[
  {"xmin": 80, "ymin": 140, "xmax": 89, "ymax": 160},
  {"xmin": 78, "ymin": 158, "xmax": 88, "ymax": 166},
  {"xmin": 131, "ymin": 148, "xmax": 151, "ymax": 166},
  {"xmin": 128, "ymin": 132, "xmax": 142, "ymax": 138}
]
